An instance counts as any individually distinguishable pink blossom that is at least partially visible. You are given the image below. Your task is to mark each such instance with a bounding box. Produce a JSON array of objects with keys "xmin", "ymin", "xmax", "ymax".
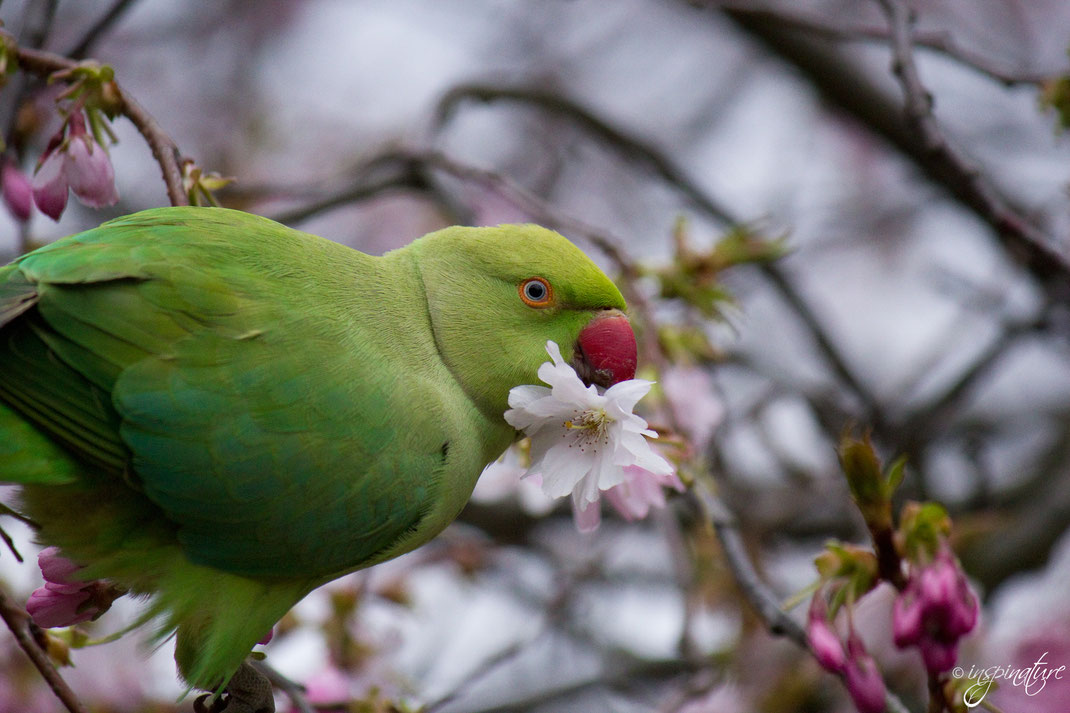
[
  {"xmin": 65, "ymin": 132, "xmax": 119, "ymax": 208},
  {"xmin": 2, "ymin": 159, "xmax": 33, "ymax": 221},
  {"xmin": 661, "ymin": 366, "xmax": 723, "ymax": 452},
  {"xmin": 25, "ymin": 547, "xmax": 119, "ymax": 628},
  {"xmin": 32, "ymin": 148, "xmax": 69, "ymax": 221},
  {"xmin": 506, "ymin": 341, "xmax": 675, "ymax": 534},
  {"xmin": 806, "ymin": 595, "xmax": 846, "ymax": 673},
  {"xmin": 26, "ymin": 586, "xmax": 95, "ymax": 628},
  {"xmin": 287, "ymin": 666, "xmax": 350, "ymax": 713},
  {"xmin": 568, "ymin": 465, "xmax": 684, "ymax": 532},
  {"xmin": 604, "ymin": 464, "xmax": 685, "ymax": 521},
  {"xmin": 892, "ymin": 547, "xmax": 978, "ymax": 674},
  {"xmin": 30, "ymin": 112, "xmax": 119, "ymax": 221},
  {"xmin": 844, "ymin": 633, "xmax": 887, "ymax": 713},
  {"xmin": 36, "ymin": 546, "xmax": 83, "ymax": 591}
]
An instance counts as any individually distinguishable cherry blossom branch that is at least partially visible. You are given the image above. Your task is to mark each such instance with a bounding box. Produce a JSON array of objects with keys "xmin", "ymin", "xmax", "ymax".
[
  {"xmin": 10, "ymin": 40, "xmax": 189, "ymax": 207},
  {"xmin": 689, "ymin": 483, "xmax": 913, "ymax": 713},
  {"xmin": 0, "ymin": 585, "xmax": 89, "ymax": 713}
]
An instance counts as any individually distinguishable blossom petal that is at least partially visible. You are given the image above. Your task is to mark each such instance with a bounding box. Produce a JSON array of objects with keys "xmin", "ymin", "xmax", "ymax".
[
  {"xmin": 2, "ymin": 160, "xmax": 34, "ymax": 222},
  {"xmin": 32, "ymin": 150, "xmax": 68, "ymax": 221},
  {"xmin": 26, "ymin": 586, "xmax": 94, "ymax": 629},
  {"xmin": 603, "ymin": 378, "xmax": 653, "ymax": 414},
  {"xmin": 507, "ymin": 384, "xmax": 549, "ymax": 410},
  {"xmin": 572, "ymin": 490, "xmax": 602, "ymax": 532},
  {"xmin": 65, "ymin": 137, "xmax": 119, "ymax": 208},
  {"xmin": 536, "ymin": 440, "xmax": 596, "ymax": 498}
]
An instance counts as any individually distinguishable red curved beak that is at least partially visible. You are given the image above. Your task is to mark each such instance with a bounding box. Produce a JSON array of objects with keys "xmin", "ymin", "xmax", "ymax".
[{"xmin": 572, "ymin": 310, "xmax": 637, "ymax": 388}]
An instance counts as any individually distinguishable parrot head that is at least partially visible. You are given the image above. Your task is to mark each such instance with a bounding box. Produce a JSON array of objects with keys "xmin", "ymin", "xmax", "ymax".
[{"xmin": 410, "ymin": 223, "xmax": 637, "ymax": 416}]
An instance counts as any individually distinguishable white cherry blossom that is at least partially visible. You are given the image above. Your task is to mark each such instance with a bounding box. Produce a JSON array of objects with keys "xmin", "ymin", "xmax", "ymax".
[{"xmin": 504, "ymin": 341, "xmax": 674, "ymax": 528}]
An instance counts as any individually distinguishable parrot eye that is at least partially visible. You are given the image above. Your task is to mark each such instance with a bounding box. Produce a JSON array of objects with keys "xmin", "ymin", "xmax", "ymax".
[{"xmin": 519, "ymin": 277, "xmax": 553, "ymax": 307}]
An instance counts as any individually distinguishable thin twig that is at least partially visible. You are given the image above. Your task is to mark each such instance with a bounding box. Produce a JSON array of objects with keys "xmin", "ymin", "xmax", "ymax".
[
  {"xmin": 692, "ymin": 0, "xmax": 1061, "ymax": 86},
  {"xmin": 272, "ymin": 170, "xmax": 426, "ymax": 226},
  {"xmin": 759, "ymin": 263, "xmax": 884, "ymax": 428},
  {"xmin": 0, "ymin": 585, "xmax": 89, "ymax": 713},
  {"xmin": 434, "ymin": 84, "xmax": 737, "ymax": 225},
  {"xmin": 874, "ymin": 0, "xmax": 1070, "ymax": 286},
  {"xmin": 67, "ymin": 0, "xmax": 141, "ymax": 60},
  {"xmin": 897, "ymin": 310, "xmax": 1048, "ymax": 445},
  {"xmin": 18, "ymin": 0, "xmax": 58, "ymax": 52},
  {"xmin": 690, "ymin": 483, "xmax": 808, "ymax": 645},
  {"xmin": 13, "ymin": 42, "xmax": 188, "ymax": 206},
  {"xmin": 0, "ymin": 0, "xmax": 58, "ymax": 148},
  {"xmin": 0, "ymin": 524, "xmax": 22, "ymax": 562},
  {"xmin": 424, "ymin": 637, "xmax": 534, "ymax": 713}
]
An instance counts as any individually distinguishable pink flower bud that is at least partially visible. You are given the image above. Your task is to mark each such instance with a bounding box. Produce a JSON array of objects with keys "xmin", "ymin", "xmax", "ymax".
[
  {"xmin": 2, "ymin": 159, "xmax": 33, "ymax": 222},
  {"xmin": 26, "ymin": 586, "xmax": 94, "ymax": 628},
  {"xmin": 27, "ymin": 547, "xmax": 122, "ymax": 628},
  {"xmin": 32, "ymin": 149, "xmax": 68, "ymax": 221},
  {"xmin": 37, "ymin": 547, "xmax": 85, "ymax": 594},
  {"xmin": 844, "ymin": 634, "xmax": 887, "ymax": 713},
  {"xmin": 891, "ymin": 547, "xmax": 979, "ymax": 674},
  {"xmin": 918, "ymin": 638, "xmax": 959, "ymax": 674},
  {"xmin": 891, "ymin": 589, "xmax": 923, "ymax": 648},
  {"xmin": 806, "ymin": 595, "xmax": 847, "ymax": 673},
  {"xmin": 65, "ymin": 134, "xmax": 118, "ymax": 209}
]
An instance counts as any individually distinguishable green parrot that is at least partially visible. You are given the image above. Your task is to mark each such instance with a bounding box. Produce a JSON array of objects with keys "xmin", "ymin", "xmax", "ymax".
[{"xmin": 0, "ymin": 207, "xmax": 637, "ymax": 711}]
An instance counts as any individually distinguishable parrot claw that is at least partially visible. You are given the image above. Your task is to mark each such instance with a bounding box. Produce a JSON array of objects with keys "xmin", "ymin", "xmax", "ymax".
[{"xmin": 194, "ymin": 661, "xmax": 275, "ymax": 713}]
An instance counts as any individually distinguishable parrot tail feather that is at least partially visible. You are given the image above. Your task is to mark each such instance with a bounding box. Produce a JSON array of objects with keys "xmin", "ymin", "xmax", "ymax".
[{"xmin": 133, "ymin": 553, "xmax": 309, "ymax": 693}]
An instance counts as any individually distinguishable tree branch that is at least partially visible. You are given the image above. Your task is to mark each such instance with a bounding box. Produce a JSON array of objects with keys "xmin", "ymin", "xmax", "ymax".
[
  {"xmin": 0, "ymin": 585, "xmax": 89, "ymax": 713},
  {"xmin": 434, "ymin": 83, "xmax": 736, "ymax": 225},
  {"xmin": 697, "ymin": 4, "xmax": 1070, "ymax": 290},
  {"xmin": 873, "ymin": 0, "xmax": 1070, "ymax": 285},
  {"xmin": 67, "ymin": 0, "xmax": 141, "ymax": 61},
  {"xmin": 694, "ymin": 0, "xmax": 1062, "ymax": 86}
]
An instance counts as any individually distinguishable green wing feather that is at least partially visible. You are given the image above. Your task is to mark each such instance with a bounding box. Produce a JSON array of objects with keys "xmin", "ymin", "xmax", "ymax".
[{"xmin": 2, "ymin": 208, "xmax": 483, "ymax": 579}]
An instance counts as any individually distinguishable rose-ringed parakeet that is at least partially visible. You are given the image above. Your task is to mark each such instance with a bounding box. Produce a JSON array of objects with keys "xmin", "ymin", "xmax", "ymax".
[{"xmin": 0, "ymin": 207, "xmax": 637, "ymax": 712}]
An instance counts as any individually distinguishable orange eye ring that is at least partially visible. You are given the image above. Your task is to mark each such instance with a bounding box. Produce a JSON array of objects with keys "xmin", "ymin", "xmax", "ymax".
[{"xmin": 519, "ymin": 277, "xmax": 553, "ymax": 307}]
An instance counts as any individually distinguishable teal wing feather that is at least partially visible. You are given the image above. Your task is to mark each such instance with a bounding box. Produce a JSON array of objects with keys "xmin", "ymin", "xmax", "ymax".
[{"xmin": 4, "ymin": 207, "xmax": 453, "ymax": 579}]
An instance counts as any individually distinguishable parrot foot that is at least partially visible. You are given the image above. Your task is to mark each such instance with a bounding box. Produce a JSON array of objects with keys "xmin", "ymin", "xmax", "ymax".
[{"xmin": 193, "ymin": 661, "xmax": 275, "ymax": 713}]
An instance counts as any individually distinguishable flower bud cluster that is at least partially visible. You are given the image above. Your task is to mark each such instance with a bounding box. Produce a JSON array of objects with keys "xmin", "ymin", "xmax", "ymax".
[
  {"xmin": 32, "ymin": 110, "xmax": 118, "ymax": 221},
  {"xmin": 892, "ymin": 547, "xmax": 979, "ymax": 674},
  {"xmin": 806, "ymin": 593, "xmax": 887, "ymax": 713}
]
